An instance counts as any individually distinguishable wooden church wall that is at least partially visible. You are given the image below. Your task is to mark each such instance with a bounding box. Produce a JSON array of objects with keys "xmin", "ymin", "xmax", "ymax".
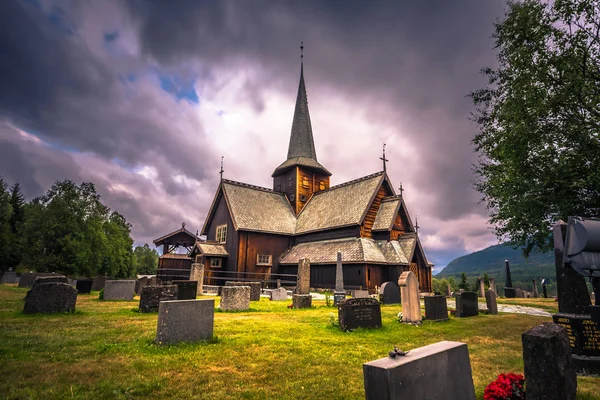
[
  {"xmin": 360, "ymin": 186, "xmax": 390, "ymax": 238},
  {"xmin": 204, "ymin": 194, "xmax": 238, "ymax": 273},
  {"xmin": 237, "ymin": 231, "xmax": 293, "ymax": 276},
  {"xmin": 295, "ymin": 167, "xmax": 330, "ymax": 214}
]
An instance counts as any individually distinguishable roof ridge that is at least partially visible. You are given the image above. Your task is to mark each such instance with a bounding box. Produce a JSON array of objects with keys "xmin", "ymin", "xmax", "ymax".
[
  {"xmin": 313, "ymin": 171, "xmax": 384, "ymax": 194},
  {"xmin": 222, "ymin": 179, "xmax": 275, "ymax": 193}
]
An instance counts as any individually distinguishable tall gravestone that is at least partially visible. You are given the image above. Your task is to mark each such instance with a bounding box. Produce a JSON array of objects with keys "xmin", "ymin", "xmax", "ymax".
[
  {"xmin": 190, "ymin": 263, "xmax": 205, "ymax": 295},
  {"xmin": 504, "ymin": 260, "xmax": 516, "ymax": 298},
  {"xmin": 380, "ymin": 281, "xmax": 401, "ymax": 305},
  {"xmin": 363, "ymin": 341, "xmax": 476, "ymax": 400},
  {"xmin": 456, "ymin": 292, "xmax": 478, "ymax": 318},
  {"xmin": 424, "ymin": 295, "xmax": 448, "ymax": 321},
  {"xmin": 532, "ymin": 278, "xmax": 539, "ymax": 298},
  {"xmin": 297, "ymin": 258, "xmax": 310, "ymax": 294},
  {"xmin": 334, "ymin": 251, "xmax": 345, "ymax": 305},
  {"xmin": 489, "ymin": 278, "xmax": 496, "ymax": 293},
  {"xmin": 446, "ymin": 284, "xmax": 452, "ymax": 297},
  {"xmin": 522, "ymin": 323, "xmax": 576, "ymax": 400},
  {"xmin": 478, "ymin": 278, "xmax": 485, "ymax": 298},
  {"xmin": 398, "ymin": 271, "xmax": 421, "ymax": 324},
  {"xmin": 485, "ymin": 290, "xmax": 498, "ymax": 315}
]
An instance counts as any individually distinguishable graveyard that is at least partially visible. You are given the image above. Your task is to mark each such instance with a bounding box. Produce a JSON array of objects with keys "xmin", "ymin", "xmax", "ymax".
[{"xmin": 0, "ymin": 284, "xmax": 598, "ymax": 400}]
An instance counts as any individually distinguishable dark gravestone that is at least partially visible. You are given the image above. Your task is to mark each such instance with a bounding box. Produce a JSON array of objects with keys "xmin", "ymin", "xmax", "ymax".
[
  {"xmin": 504, "ymin": 287, "xmax": 516, "ymax": 298},
  {"xmin": 1, "ymin": 271, "xmax": 18, "ymax": 284},
  {"xmin": 135, "ymin": 276, "xmax": 149, "ymax": 295},
  {"xmin": 31, "ymin": 275, "xmax": 68, "ymax": 289},
  {"xmin": 76, "ymin": 279, "xmax": 93, "ymax": 294},
  {"xmin": 522, "ymin": 323, "xmax": 576, "ymax": 400},
  {"xmin": 225, "ymin": 281, "xmax": 261, "ymax": 301},
  {"xmin": 18, "ymin": 272, "xmax": 58, "ymax": 288},
  {"xmin": 380, "ymin": 281, "xmax": 401, "ymax": 305},
  {"xmin": 456, "ymin": 292, "xmax": 478, "ymax": 318},
  {"xmin": 504, "ymin": 259, "xmax": 516, "ymax": 298},
  {"xmin": 485, "ymin": 290, "xmax": 498, "ymax": 315},
  {"xmin": 424, "ymin": 295, "xmax": 448, "ymax": 321},
  {"xmin": 333, "ymin": 292, "xmax": 345, "ymax": 305},
  {"xmin": 139, "ymin": 285, "xmax": 179, "ymax": 313},
  {"xmin": 91, "ymin": 276, "xmax": 108, "ymax": 291},
  {"xmin": 338, "ymin": 298, "xmax": 382, "ymax": 331},
  {"xmin": 23, "ymin": 283, "xmax": 78, "ymax": 314},
  {"xmin": 292, "ymin": 294, "xmax": 312, "ymax": 309},
  {"xmin": 173, "ymin": 280, "xmax": 198, "ymax": 300},
  {"xmin": 553, "ymin": 314, "xmax": 600, "ymax": 373}
]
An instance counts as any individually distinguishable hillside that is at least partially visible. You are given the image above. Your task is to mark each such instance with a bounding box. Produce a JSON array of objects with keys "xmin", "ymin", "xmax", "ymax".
[{"xmin": 436, "ymin": 244, "xmax": 555, "ymax": 294}]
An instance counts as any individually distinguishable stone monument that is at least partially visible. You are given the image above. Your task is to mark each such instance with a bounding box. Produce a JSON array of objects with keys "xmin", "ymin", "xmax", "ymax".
[
  {"xmin": 338, "ymin": 298, "xmax": 381, "ymax": 331},
  {"xmin": 225, "ymin": 281, "xmax": 261, "ymax": 301},
  {"xmin": 398, "ymin": 271, "xmax": 421, "ymax": 324},
  {"xmin": 189, "ymin": 262, "xmax": 205, "ymax": 295},
  {"xmin": 139, "ymin": 285, "xmax": 178, "ymax": 313},
  {"xmin": 532, "ymin": 278, "xmax": 539, "ymax": 298},
  {"xmin": 424, "ymin": 295, "xmax": 448, "ymax": 321},
  {"xmin": 485, "ymin": 290, "xmax": 498, "ymax": 315},
  {"xmin": 173, "ymin": 280, "xmax": 198, "ymax": 300},
  {"xmin": 380, "ymin": 281, "xmax": 401, "ymax": 305},
  {"xmin": 296, "ymin": 258, "xmax": 310, "ymax": 294},
  {"xmin": 456, "ymin": 291, "xmax": 478, "ymax": 318},
  {"xmin": 76, "ymin": 279, "xmax": 93, "ymax": 294},
  {"xmin": 478, "ymin": 277, "xmax": 485, "ymax": 298},
  {"xmin": 220, "ymin": 286, "xmax": 250, "ymax": 311},
  {"xmin": 23, "ymin": 282, "xmax": 78, "ymax": 314},
  {"xmin": 489, "ymin": 278, "xmax": 496, "ymax": 293},
  {"xmin": 103, "ymin": 280, "xmax": 135, "ymax": 300},
  {"xmin": 155, "ymin": 299, "xmax": 214, "ymax": 345},
  {"xmin": 504, "ymin": 260, "xmax": 516, "ymax": 298},
  {"xmin": 270, "ymin": 287, "xmax": 288, "ymax": 301},
  {"xmin": 334, "ymin": 251, "xmax": 345, "ymax": 305}
]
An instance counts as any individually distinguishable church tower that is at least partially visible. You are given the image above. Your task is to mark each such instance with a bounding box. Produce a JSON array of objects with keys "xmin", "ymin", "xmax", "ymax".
[{"xmin": 272, "ymin": 50, "xmax": 331, "ymax": 215}]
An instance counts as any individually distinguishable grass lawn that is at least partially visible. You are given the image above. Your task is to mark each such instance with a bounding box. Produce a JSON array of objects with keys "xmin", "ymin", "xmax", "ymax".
[{"xmin": 0, "ymin": 285, "xmax": 597, "ymax": 400}]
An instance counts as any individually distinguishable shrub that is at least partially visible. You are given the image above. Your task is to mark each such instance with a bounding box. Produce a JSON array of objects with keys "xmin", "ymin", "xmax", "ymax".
[
  {"xmin": 483, "ymin": 373, "xmax": 525, "ymax": 400},
  {"xmin": 98, "ymin": 288, "xmax": 104, "ymax": 300}
]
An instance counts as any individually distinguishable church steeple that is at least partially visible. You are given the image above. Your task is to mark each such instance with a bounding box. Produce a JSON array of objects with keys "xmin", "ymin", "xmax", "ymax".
[{"xmin": 287, "ymin": 61, "xmax": 317, "ymax": 160}]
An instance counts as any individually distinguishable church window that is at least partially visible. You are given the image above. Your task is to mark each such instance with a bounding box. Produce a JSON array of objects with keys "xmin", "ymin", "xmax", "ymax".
[
  {"xmin": 302, "ymin": 176, "xmax": 309, "ymax": 188},
  {"xmin": 319, "ymin": 181, "xmax": 325, "ymax": 190},
  {"xmin": 216, "ymin": 224, "xmax": 227, "ymax": 243},
  {"xmin": 257, "ymin": 254, "xmax": 272, "ymax": 266},
  {"xmin": 210, "ymin": 258, "xmax": 222, "ymax": 268}
]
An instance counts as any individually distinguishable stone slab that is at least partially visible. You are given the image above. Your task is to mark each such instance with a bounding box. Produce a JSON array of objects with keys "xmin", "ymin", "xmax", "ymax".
[
  {"xmin": 32, "ymin": 275, "xmax": 68, "ymax": 289},
  {"xmin": 220, "ymin": 286, "xmax": 250, "ymax": 311},
  {"xmin": 139, "ymin": 285, "xmax": 178, "ymax": 313},
  {"xmin": 424, "ymin": 295, "xmax": 448, "ymax": 321},
  {"xmin": 297, "ymin": 258, "xmax": 311, "ymax": 294},
  {"xmin": 270, "ymin": 287, "xmax": 288, "ymax": 301},
  {"xmin": 338, "ymin": 298, "xmax": 382, "ymax": 331},
  {"xmin": 380, "ymin": 281, "xmax": 400, "ymax": 305},
  {"xmin": 456, "ymin": 291, "xmax": 478, "ymax": 318},
  {"xmin": 293, "ymin": 294, "xmax": 312, "ymax": 309},
  {"xmin": 485, "ymin": 290, "xmax": 498, "ymax": 315},
  {"xmin": 18, "ymin": 272, "xmax": 59, "ymax": 288},
  {"xmin": 1, "ymin": 271, "xmax": 18, "ymax": 284},
  {"xmin": 103, "ymin": 280, "xmax": 135, "ymax": 300},
  {"xmin": 23, "ymin": 283, "xmax": 78, "ymax": 314},
  {"xmin": 76, "ymin": 279, "xmax": 93, "ymax": 294},
  {"xmin": 173, "ymin": 280, "xmax": 198, "ymax": 300},
  {"xmin": 225, "ymin": 281, "xmax": 261, "ymax": 301},
  {"xmin": 155, "ymin": 299, "xmax": 214, "ymax": 345},
  {"xmin": 504, "ymin": 287, "xmax": 516, "ymax": 298},
  {"xmin": 352, "ymin": 289, "xmax": 370, "ymax": 298},
  {"xmin": 522, "ymin": 323, "xmax": 576, "ymax": 400},
  {"xmin": 91, "ymin": 276, "xmax": 108, "ymax": 291},
  {"xmin": 363, "ymin": 341, "xmax": 476, "ymax": 400}
]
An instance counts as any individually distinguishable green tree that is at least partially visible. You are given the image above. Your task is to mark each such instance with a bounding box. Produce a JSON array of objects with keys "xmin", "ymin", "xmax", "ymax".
[
  {"xmin": 133, "ymin": 244, "xmax": 159, "ymax": 275},
  {"xmin": 470, "ymin": 0, "xmax": 600, "ymax": 255},
  {"xmin": 447, "ymin": 277, "xmax": 458, "ymax": 293},
  {"xmin": 483, "ymin": 273, "xmax": 490, "ymax": 290},
  {"xmin": 458, "ymin": 272, "xmax": 470, "ymax": 291},
  {"xmin": 0, "ymin": 178, "xmax": 12, "ymax": 271},
  {"xmin": 7, "ymin": 183, "xmax": 25, "ymax": 269}
]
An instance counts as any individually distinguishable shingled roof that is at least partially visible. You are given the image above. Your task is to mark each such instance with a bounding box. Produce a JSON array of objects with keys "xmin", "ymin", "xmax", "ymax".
[
  {"xmin": 295, "ymin": 172, "xmax": 386, "ymax": 234},
  {"xmin": 372, "ymin": 197, "xmax": 401, "ymax": 231},
  {"xmin": 220, "ymin": 180, "xmax": 297, "ymax": 235},
  {"xmin": 192, "ymin": 241, "xmax": 229, "ymax": 257},
  {"xmin": 279, "ymin": 237, "xmax": 389, "ymax": 265}
]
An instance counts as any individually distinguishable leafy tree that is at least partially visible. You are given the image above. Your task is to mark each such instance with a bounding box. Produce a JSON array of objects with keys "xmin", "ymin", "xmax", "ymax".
[
  {"xmin": 7, "ymin": 183, "xmax": 25, "ymax": 269},
  {"xmin": 483, "ymin": 273, "xmax": 490, "ymax": 290},
  {"xmin": 470, "ymin": 0, "xmax": 600, "ymax": 255},
  {"xmin": 458, "ymin": 272, "xmax": 470, "ymax": 291},
  {"xmin": 0, "ymin": 178, "xmax": 12, "ymax": 271},
  {"xmin": 133, "ymin": 244, "xmax": 159, "ymax": 275},
  {"xmin": 447, "ymin": 277, "xmax": 458, "ymax": 293}
]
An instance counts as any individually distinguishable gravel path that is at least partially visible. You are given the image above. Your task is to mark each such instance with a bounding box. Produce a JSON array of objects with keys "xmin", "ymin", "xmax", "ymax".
[{"xmin": 446, "ymin": 300, "xmax": 552, "ymax": 317}]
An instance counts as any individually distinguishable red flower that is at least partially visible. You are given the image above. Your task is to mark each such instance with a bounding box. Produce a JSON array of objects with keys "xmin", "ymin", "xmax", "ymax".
[{"xmin": 483, "ymin": 373, "xmax": 525, "ymax": 400}]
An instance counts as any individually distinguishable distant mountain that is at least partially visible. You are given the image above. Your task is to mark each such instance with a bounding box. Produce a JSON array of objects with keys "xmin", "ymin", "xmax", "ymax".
[{"xmin": 436, "ymin": 243, "xmax": 555, "ymax": 293}]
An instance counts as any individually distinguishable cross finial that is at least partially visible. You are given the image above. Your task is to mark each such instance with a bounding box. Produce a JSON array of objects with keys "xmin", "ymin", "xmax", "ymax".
[
  {"xmin": 415, "ymin": 215, "xmax": 420, "ymax": 233},
  {"xmin": 379, "ymin": 143, "xmax": 389, "ymax": 172},
  {"xmin": 182, "ymin": 222, "xmax": 186, "ymax": 229},
  {"xmin": 399, "ymin": 182, "xmax": 404, "ymax": 196},
  {"xmin": 195, "ymin": 230, "xmax": 199, "ymax": 238},
  {"xmin": 219, "ymin": 156, "xmax": 224, "ymax": 180},
  {"xmin": 300, "ymin": 41, "xmax": 304, "ymax": 60}
]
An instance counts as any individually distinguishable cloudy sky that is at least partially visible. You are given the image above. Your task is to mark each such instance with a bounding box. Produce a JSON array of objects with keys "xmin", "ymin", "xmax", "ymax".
[{"xmin": 0, "ymin": 0, "xmax": 509, "ymax": 271}]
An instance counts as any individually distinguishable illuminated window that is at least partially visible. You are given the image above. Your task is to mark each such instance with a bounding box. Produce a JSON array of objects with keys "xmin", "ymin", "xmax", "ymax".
[
  {"xmin": 319, "ymin": 181, "xmax": 326, "ymax": 190},
  {"xmin": 302, "ymin": 177, "xmax": 309, "ymax": 188},
  {"xmin": 216, "ymin": 224, "xmax": 227, "ymax": 243},
  {"xmin": 257, "ymin": 254, "xmax": 272, "ymax": 266},
  {"xmin": 210, "ymin": 258, "xmax": 222, "ymax": 268}
]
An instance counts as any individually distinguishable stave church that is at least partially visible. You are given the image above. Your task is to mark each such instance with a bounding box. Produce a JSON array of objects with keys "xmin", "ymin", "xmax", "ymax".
[{"xmin": 156, "ymin": 53, "xmax": 433, "ymax": 293}]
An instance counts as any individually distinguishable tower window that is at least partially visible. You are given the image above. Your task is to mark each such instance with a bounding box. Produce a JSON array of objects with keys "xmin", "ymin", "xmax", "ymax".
[
  {"xmin": 319, "ymin": 181, "xmax": 326, "ymax": 190},
  {"xmin": 302, "ymin": 177, "xmax": 309, "ymax": 188},
  {"xmin": 257, "ymin": 254, "xmax": 272, "ymax": 266},
  {"xmin": 216, "ymin": 224, "xmax": 227, "ymax": 243}
]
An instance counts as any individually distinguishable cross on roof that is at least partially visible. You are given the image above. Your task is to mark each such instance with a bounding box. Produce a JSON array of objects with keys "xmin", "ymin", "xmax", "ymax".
[
  {"xmin": 379, "ymin": 143, "xmax": 389, "ymax": 172},
  {"xmin": 415, "ymin": 215, "xmax": 420, "ymax": 233},
  {"xmin": 219, "ymin": 156, "xmax": 224, "ymax": 181},
  {"xmin": 399, "ymin": 182, "xmax": 404, "ymax": 196}
]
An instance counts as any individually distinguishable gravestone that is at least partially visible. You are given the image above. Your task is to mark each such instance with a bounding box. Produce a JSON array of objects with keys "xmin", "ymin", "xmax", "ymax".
[
  {"xmin": 76, "ymin": 279, "xmax": 93, "ymax": 294},
  {"xmin": 532, "ymin": 278, "xmax": 540, "ymax": 298},
  {"xmin": 489, "ymin": 278, "xmax": 496, "ymax": 293},
  {"xmin": 220, "ymin": 286, "xmax": 250, "ymax": 311},
  {"xmin": 456, "ymin": 291, "xmax": 478, "ymax": 318},
  {"xmin": 293, "ymin": 294, "xmax": 312, "ymax": 309},
  {"xmin": 189, "ymin": 263, "xmax": 205, "ymax": 294},
  {"xmin": 103, "ymin": 280, "xmax": 135, "ymax": 300},
  {"xmin": 1, "ymin": 271, "xmax": 17, "ymax": 284},
  {"xmin": 225, "ymin": 281, "xmax": 261, "ymax": 301},
  {"xmin": 504, "ymin": 260, "xmax": 516, "ymax": 298},
  {"xmin": 515, "ymin": 288, "xmax": 525, "ymax": 298},
  {"xmin": 297, "ymin": 258, "xmax": 310, "ymax": 294},
  {"xmin": 338, "ymin": 298, "xmax": 382, "ymax": 331},
  {"xmin": 139, "ymin": 285, "xmax": 179, "ymax": 313},
  {"xmin": 276, "ymin": 279, "xmax": 281, "ymax": 288},
  {"xmin": 380, "ymin": 281, "xmax": 400, "ymax": 305},
  {"xmin": 23, "ymin": 283, "xmax": 78, "ymax": 314},
  {"xmin": 31, "ymin": 275, "xmax": 68, "ymax": 289},
  {"xmin": 352, "ymin": 289, "xmax": 370, "ymax": 298},
  {"xmin": 173, "ymin": 280, "xmax": 198, "ymax": 300},
  {"xmin": 270, "ymin": 287, "xmax": 288, "ymax": 301},
  {"xmin": 155, "ymin": 299, "xmax": 214, "ymax": 345},
  {"xmin": 478, "ymin": 278, "xmax": 485, "ymax": 298},
  {"xmin": 91, "ymin": 276, "xmax": 107, "ymax": 291},
  {"xmin": 522, "ymin": 323, "xmax": 576, "ymax": 400},
  {"xmin": 398, "ymin": 271, "xmax": 421, "ymax": 324},
  {"xmin": 363, "ymin": 341, "xmax": 476, "ymax": 400},
  {"xmin": 424, "ymin": 295, "xmax": 448, "ymax": 321},
  {"xmin": 135, "ymin": 276, "xmax": 149, "ymax": 295},
  {"xmin": 18, "ymin": 272, "xmax": 58, "ymax": 288},
  {"xmin": 485, "ymin": 290, "xmax": 498, "ymax": 315},
  {"xmin": 334, "ymin": 251, "xmax": 345, "ymax": 305},
  {"xmin": 446, "ymin": 285, "xmax": 452, "ymax": 297}
]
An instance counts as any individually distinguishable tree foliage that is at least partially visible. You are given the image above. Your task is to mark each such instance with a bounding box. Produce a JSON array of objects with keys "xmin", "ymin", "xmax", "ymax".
[
  {"xmin": 133, "ymin": 244, "xmax": 159, "ymax": 275},
  {"xmin": 0, "ymin": 179, "xmax": 12, "ymax": 271},
  {"xmin": 470, "ymin": 0, "xmax": 600, "ymax": 255}
]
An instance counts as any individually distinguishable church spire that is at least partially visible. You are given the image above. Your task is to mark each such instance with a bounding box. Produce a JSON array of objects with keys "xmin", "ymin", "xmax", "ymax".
[{"xmin": 287, "ymin": 42, "xmax": 317, "ymax": 160}]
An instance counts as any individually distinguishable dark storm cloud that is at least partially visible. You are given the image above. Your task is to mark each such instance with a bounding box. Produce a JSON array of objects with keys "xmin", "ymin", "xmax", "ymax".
[
  {"xmin": 126, "ymin": 0, "xmax": 506, "ymax": 219},
  {"xmin": 0, "ymin": 1, "xmax": 220, "ymax": 196}
]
